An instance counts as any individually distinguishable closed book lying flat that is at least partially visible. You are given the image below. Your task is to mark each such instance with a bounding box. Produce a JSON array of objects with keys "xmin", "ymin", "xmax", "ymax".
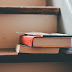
[
  {"xmin": 20, "ymin": 36, "xmax": 71, "ymax": 48},
  {"xmin": 25, "ymin": 32, "xmax": 72, "ymax": 37},
  {"xmin": 16, "ymin": 44, "xmax": 59, "ymax": 54}
]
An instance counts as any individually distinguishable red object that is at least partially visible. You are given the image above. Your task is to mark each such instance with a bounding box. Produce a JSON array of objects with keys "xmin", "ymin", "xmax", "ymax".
[{"xmin": 20, "ymin": 36, "xmax": 36, "ymax": 47}]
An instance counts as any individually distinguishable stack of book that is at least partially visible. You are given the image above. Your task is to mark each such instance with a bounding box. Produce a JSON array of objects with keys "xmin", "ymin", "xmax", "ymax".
[{"xmin": 16, "ymin": 32, "xmax": 72, "ymax": 54}]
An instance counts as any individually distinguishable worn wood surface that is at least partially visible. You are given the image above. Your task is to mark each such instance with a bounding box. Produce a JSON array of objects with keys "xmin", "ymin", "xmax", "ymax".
[
  {"xmin": 0, "ymin": 48, "xmax": 18, "ymax": 56},
  {"xmin": 0, "ymin": 6, "xmax": 60, "ymax": 14}
]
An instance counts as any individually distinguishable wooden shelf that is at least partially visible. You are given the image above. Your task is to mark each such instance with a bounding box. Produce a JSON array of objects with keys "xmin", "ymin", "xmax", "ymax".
[
  {"xmin": 0, "ymin": 6, "xmax": 60, "ymax": 15},
  {"xmin": 0, "ymin": 48, "xmax": 18, "ymax": 56}
]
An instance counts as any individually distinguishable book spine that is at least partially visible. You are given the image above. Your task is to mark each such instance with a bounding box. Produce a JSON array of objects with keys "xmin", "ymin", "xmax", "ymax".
[{"xmin": 20, "ymin": 36, "xmax": 35, "ymax": 47}]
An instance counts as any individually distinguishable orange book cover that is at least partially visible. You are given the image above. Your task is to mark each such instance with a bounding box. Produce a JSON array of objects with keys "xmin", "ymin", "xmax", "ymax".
[{"xmin": 20, "ymin": 36, "xmax": 36, "ymax": 47}]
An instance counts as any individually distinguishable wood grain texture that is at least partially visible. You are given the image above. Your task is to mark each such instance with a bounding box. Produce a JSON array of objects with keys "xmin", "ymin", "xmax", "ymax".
[
  {"xmin": 0, "ymin": 6, "xmax": 60, "ymax": 14},
  {"xmin": 0, "ymin": 0, "xmax": 46, "ymax": 6},
  {"xmin": 0, "ymin": 15, "xmax": 57, "ymax": 48},
  {"xmin": 0, "ymin": 48, "xmax": 18, "ymax": 56}
]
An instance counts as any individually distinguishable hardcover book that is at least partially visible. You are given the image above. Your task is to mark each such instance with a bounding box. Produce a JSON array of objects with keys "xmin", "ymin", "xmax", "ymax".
[
  {"xmin": 16, "ymin": 44, "xmax": 59, "ymax": 54},
  {"xmin": 20, "ymin": 35, "xmax": 71, "ymax": 48}
]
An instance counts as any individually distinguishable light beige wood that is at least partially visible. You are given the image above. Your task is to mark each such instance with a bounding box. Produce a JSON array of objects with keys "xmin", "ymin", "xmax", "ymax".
[
  {"xmin": 0, "ymin": 63, "xmax": 66, "ymax": 72},
  {"xmin": 0, "ymin": 0, "xmax": 46, "ymax": 6},
  {"xmin": 0, "ymin": 15, "xmax": 57, "ymax": 48},
  {"xmin": 16, "ymin": 44, "xmax": 59, "ymax": 54}
]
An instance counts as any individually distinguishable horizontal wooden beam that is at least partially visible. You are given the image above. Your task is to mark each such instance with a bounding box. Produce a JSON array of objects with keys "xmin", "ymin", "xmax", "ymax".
[{"xmin": 0, "ymin": 6, "xmax": 60, "ymax": 15}]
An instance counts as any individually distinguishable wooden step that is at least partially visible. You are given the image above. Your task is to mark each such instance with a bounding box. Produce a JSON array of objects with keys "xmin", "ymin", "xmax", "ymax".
[
  {"xmin": 0, "ymin": 48, "xmax": 18, "ymax": 56},
  {"xmin": 0, "ymin": 6, "xmax": 60, "ymax": 15}
]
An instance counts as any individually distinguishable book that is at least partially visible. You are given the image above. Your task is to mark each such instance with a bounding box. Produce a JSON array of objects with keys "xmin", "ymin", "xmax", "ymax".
[
  {"xmin": 16, "ymin": 44, "xmax": 59, "ymax": 54},
  {"xmin": 25, "ymin": 32, "xmax": 72, "ymax": 37},
  {"xmin": 16, "ymin": 32, "xmax": 72, "ymax": 37},
  {"xmin": 20, "ymin": 35, "xmax": 71, "ymax": 48}
]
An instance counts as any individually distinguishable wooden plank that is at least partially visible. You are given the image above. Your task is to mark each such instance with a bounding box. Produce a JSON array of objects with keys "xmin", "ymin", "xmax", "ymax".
[
  {"xmin": 0, "ymin": 48, "xmax": 18, "ymax": 56},
  {"xmin": 0, "ymin": 6, "xmax": 60, "ymax": 14}
]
